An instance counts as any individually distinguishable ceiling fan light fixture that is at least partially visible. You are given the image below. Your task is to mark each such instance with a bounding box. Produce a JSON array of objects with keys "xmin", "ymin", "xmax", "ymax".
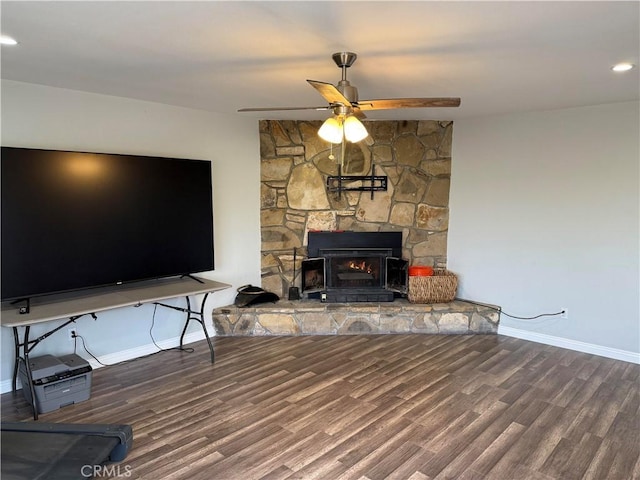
[
  {"xmin": 343, "ymin": 115, "xmax": 368, "ymax": 143},
  {"xmin": 318, "ymin": 116, "xmax": 344, "ymax": 144}
]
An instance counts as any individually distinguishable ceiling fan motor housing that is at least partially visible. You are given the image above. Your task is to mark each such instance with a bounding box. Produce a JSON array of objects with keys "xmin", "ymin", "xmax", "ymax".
[
  {"xmin": 333, "ymin": 52, "xmax": 359, "ymax": 104},
  {"xmin": 338, "ymin": 80, "xmax": 358, "ymax": 104}
]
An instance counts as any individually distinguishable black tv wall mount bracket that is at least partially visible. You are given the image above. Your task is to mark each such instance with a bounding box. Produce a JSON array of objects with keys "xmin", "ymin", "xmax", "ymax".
[{"xmin": 326, "ymin": 164, "xmax": 388, "ymax": 200}]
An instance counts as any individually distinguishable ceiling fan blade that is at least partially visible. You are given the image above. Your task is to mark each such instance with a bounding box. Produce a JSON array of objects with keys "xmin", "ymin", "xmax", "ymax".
[
  {"xmin": 238, "ymin": 106, "xmax": 330, "ymax": 112},
  {"xmin": 351, "ymin": 108, "xmax": 367, "ymax": 119},
  {"xmin": 307, "ymin": 80, "xmax": 352, "ymax": 107},
  {"xmin": 357, "ymin": 98, "xmax": 461, "ymax": 110}
]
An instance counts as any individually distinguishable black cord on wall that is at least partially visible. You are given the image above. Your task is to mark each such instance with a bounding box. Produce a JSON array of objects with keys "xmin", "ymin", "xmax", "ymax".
[
  {"xmin": 455, "ymin": 297, "xmax": 565, "ymax": 320},
  {"xmin": 70, "ymin": 304, "xmax": 194, "ymax": 368}
]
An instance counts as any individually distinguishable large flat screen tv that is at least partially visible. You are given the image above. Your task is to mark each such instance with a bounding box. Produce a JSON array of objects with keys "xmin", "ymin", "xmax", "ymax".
[{"xmin": 1, "ymin": 147, "xmax": 215, "ymax": 301}]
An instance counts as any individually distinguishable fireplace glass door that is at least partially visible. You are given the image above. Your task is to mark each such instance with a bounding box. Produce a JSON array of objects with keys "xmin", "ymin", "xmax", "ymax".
[
  {"xmin": 301, "ymin": 258, "xmax": 325, "ymax": 293},
  {"xmin": 385, "ymin": 257, "xmax": 408, "ymax": 294}
]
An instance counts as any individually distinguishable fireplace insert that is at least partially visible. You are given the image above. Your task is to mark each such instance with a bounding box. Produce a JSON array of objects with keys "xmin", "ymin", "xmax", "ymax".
[{"xmin": 302, "ymin": 231, "xmax": 408, "ymax": 303}]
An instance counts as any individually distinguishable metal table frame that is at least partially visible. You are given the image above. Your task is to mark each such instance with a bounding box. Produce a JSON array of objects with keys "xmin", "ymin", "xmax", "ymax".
[{"xmin": 2, "ymin": 276, "xmax": 230, "ymax": 420}]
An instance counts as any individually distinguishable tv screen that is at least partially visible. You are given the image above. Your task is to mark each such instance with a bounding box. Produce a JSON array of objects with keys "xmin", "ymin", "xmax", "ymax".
[{"xmin": 1, "ymin": 147, "xmax": 215, "ymax": 301}]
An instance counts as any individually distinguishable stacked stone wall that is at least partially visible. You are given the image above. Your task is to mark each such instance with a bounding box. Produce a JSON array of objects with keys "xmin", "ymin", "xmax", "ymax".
[{"xmin": 260, "ymin": 119, "xmax": 453, "ymax": 298}]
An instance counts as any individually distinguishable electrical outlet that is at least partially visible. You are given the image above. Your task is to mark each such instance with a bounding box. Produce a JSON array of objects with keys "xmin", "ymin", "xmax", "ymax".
[
  {"xmin": 68, "ymin": 328, "xmax": 77, "ymax": 341},
  {"xmin": 561, "ymin": 308, "xmax": 568, "ymax": 319}
]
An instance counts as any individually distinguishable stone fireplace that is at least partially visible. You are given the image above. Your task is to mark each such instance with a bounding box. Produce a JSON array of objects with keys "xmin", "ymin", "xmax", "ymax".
[
  {"xmin": 212, "ymin": 119, "xmax": 501, "ymax": 336},
  {"xmin": 259, "ymin": 119, "xmax": 452, "ymax": 299}
]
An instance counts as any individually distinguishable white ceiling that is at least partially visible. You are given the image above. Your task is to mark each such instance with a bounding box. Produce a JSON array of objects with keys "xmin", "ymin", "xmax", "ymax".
[{"xmin": 1, "ymin": 1, "xmax": 638, "ymax": 121}]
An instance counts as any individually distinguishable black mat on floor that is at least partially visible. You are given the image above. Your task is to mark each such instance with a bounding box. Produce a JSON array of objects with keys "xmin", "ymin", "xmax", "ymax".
[{"xmin": 1, "ymin": 422, "xmax": 133, "ymax": 480}]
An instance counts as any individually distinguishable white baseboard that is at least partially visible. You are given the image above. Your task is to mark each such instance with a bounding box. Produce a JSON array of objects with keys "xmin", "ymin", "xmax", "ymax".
[
  {"xmin": 0, "ymin": 329, "xmax": 212, "ymax": 394},
  {"xmin": 499, "ymin": 325, "xmax": 640, "ymax": 364}
]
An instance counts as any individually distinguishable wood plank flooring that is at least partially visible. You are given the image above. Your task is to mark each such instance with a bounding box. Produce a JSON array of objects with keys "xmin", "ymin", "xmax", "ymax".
[{"xmin": 2, "ymin": 334, "xmax": 639, "ymax": 479}]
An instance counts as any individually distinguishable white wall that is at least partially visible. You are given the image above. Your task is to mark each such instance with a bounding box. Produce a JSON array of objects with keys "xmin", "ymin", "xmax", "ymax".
[
  {"xmin": 0, "ymin": 81, "xmax": 262, "ymax": 391},
  {"xmin": 449, "ymin": 101, "xmax": 639, "ymax": 361}
]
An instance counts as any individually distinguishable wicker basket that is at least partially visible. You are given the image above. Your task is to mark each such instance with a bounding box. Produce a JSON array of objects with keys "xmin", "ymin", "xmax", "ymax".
[{"xmin": 408, "ymin": 269, "xmax": 458, "ymax": 304}]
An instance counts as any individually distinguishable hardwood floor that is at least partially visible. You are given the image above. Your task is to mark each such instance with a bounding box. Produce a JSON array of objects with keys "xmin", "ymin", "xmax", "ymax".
[{"xmin": 2, "ymin": 334, "xmax": 639, "ymax": 479}]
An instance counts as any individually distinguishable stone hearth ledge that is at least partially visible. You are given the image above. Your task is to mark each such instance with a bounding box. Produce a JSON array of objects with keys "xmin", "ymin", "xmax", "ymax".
[{"xmin": 212, "ymin": 299, "xmax": 499, "ymax": 336}]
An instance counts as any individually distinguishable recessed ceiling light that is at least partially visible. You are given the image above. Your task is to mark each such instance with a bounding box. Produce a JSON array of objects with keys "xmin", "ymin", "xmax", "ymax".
[
  {"xmin": 0, "ymin": 35, "xmax": 18, "ymax": 45},
  {"xmin": 611, "ymin": 62, "xmax": 635, "ymax": 72}
]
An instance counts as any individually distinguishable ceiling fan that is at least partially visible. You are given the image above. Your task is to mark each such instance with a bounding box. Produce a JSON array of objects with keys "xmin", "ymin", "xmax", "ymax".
[{"xmin": 238, "ymin": 51, "xmax": 461, "ymax": 119}]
